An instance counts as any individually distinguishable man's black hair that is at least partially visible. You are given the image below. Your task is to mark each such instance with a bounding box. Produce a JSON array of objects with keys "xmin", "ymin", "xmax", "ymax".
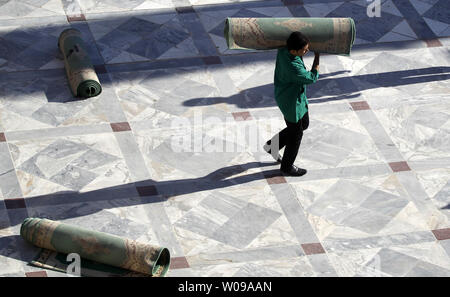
[{"xmin": 286, "ymin": 31, "xmax": 310, "ymax": 51}]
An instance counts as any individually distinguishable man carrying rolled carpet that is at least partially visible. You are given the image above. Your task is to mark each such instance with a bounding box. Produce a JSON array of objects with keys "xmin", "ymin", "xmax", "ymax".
[{"xmin": 264, "ymin": 31, "xmax": 320, "ymax": 176}]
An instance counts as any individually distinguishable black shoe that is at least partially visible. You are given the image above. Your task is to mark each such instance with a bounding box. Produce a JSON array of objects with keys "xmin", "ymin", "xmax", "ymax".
[
  {"xmin": 263, "ymin": 143, "xmax": 282, "ymax": 163},
  {"xmin": 280, "ymin": 165, "xmax": 307, "ymax": 176}
]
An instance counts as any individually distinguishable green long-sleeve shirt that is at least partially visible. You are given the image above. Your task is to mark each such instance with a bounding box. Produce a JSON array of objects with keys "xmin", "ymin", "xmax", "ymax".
[{"xmin": 274, "ymin": 47, "xmax": 319, "ymax": 123}]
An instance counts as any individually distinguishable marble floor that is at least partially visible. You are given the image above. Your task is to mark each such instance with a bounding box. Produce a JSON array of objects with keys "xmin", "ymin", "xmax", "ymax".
[{"xmin": 0, "ymin": 0, "xmax": 449, "ymax": 277}]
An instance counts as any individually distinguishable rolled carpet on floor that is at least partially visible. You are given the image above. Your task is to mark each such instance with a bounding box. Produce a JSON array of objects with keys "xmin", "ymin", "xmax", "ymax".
[
  {"xmin": 58, "ymin": 28, "xmax": 102, "ymax": 98},
  {"xmin": 224, "ymin": 17, "xmax": 356, "ymax": 55},
  {"xmin": 20, "ymin": 218, "xmax": 171, "ymax": 277}
]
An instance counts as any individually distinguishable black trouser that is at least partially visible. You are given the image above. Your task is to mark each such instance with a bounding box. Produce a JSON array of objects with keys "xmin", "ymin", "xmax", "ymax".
[{"xmin": 267, "ymin": 112, "xmax": 309, "ymax": 171}]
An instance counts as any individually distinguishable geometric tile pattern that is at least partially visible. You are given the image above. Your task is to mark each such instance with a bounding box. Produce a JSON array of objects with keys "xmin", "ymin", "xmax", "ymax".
[
  {"xmin": 174, "ymin": 192, "xmax": 282, "ymax": 249},
  {"xmin": 0, "ymin": 0, "xmax": 449, "ymax": 278},
  {"xmin": 92, "ymin": 14, "xmax": 197, "ymax": 63},
  {"xmin": 17, "ymin": 139, "xmax": 119, "ymax": 191}
]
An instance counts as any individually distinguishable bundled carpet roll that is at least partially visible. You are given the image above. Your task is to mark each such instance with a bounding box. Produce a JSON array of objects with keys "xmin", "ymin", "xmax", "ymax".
[
  {"xmin": 20, "ymin": 218, "xmax": 171, "ymax": 277},
  {"xmin": 58, "ymin": 28, "xmax": 102, "ymax": 98},
  {"xmin": 224, "ymin": 17, "xmax": 356, "ymax": 55}
]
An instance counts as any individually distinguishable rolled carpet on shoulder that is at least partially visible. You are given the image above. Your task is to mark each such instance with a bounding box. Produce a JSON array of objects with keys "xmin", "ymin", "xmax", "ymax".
[
  {"xmin": 20, "ymin": 217, "xmax": 171, "ymax": 277},
  {"xmin": 224, "ymin": 17, "xmax": 356, "ymax": 55},
  {"xmin": 58, "ymin": 28, "xmax": 102, "ymax": 98}
]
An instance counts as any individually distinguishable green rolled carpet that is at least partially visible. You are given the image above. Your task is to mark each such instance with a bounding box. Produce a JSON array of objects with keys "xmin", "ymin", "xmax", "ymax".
[
  {"xmin": 58, "ymin": 28, "xmax": 102, "ymax": 98},
  {"xmin": 224, "ymin": 17, "xmax": 356, "ymax": 55},
  {"xmin": 21, "ymin": 218, "xmax": 171, "ymax": 277}
]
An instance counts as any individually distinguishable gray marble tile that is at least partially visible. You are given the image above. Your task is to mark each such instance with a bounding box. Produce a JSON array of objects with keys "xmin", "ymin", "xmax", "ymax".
[
  {"xmin": 307, "ymin": 254, "xmax": 339, "ymax": 277},
  {"xmin": 187, "ymin": 245, "xmax": 304, "ymax": 266},
  {"xmin": 440, "ymin": 240, "xmax": 450, "ymax": 258},
  {"xmin": 211, "ymin": 203, "xmax": 282, "ymax": 249},
  {"xmin": 95, "ymin": 74, "xmax": 129, "ymax": 123},
  {"xmin": 139, "ymin": 201, "xmax": 185, "ymax": 257},
  {"xmin": 306, "ymin": 179, "xmax": 375, "ymax": 223},
  {"xmin": 367, "ymin": 248, "xmax": 419, "ymax": 277},
  {"xmin": 49, "ymin": 165, "xmax": 97, "ymax": 191},
  {"xmin": 302, "ymin": 141, "xmax": 351, "ymax": 167},
  {"xmin": 360, "ymin": 190, "xmax": 410, "ymax": 217},
  {"xmin": 296, "ymin": 164, "xmax": 392, "ymax": 182},
  {"xmin": 174, "ymin": 192, "xmax": 248, "ymax": 240},
  {"xmin": 233, "ymin": 263, "xmax": 281, "ymax": 277},
  {"xmin": 31, "ymin": 101, "xmax": 90, "ymax": 127},
  {"xmin": 271, "ymin": 184, "xmax": 320, "ymax": 244},
  {"xmin": 340, "ymin": 208, "xmax": 393, "ymax": 234},
  {"xmin": 24, "ymin": 184, "xmax": 139, "ymax": 207},
  {"xmin": 174, "ymin": 206, "xmax": 221, "ymax": 238},
  {"xmin": 113, "ymin": 131, "xmax": 151, "ymax": 182},
  {"xmin": 200, "ymin": 191, "xmax": 247, "ymax": 218},
  {"xmin": 0, "ymin": 143, "xmax": 23, "ymax": 199},
  {"xmin": 405, "ymin": 260, "xmax": 450, "ymax": 277},
  {"xmin": 323, "ymin": 231, "xmax": 436, "ymax": 253},
  {"xmin": 396, "ymin": 171, "xmax": 445, "ymax": 221},
  {"xmin": 408, "ymin": 158, "xmax": 450, "ymax": 171},
  {"xmin": 27, "ymin": 199, "xmax": 157, "ymax": 241},
  {"xmin": 0, "ymin": 0, "xmax": 449, "ymax": 278},
  {"xmin": 5, "ymin": 124, "xmax": 112, "ymax": 141},
  {"xmin": 355, "ymin": 110, "xmax": 405, "ymax": 162},
  {"xmin": 0, "ymin": 1, "xmax": 35, "ymax": 18},
  {"xmin": 70, "ymin": 149, "xmax": 119, "ymax": 170},
  {"xmin": 149, "ymin": 138, "xmax": 240, "ymax": 178}
]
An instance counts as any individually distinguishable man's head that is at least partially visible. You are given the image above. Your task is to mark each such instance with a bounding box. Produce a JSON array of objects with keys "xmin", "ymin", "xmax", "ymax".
[{"xmin": 287, "ymin": 31, "xmax": 310, "ymax": 57}]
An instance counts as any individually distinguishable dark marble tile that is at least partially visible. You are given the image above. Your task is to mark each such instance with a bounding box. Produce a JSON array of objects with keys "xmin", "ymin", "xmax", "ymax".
[
  {"xmin": 136, "ymin": 185, "xmax": 158, "ymax": 197},
  {"xmin": 67, "ymin": 14, "xmax": 86, "ymax": 22},
  {"xmin": 110, "ymin": 122, "xmax": 131, "ymax": 132},
  {"xmin": 176, "ymin": 6, "xmax": 195, "ymax": 14},
  {"xmin": 4, "ymin": 198, "xmax": 26, "ymax": 209},
  {"xmin": 25, "ymin": 271, "xmax": 48, "ymax": 277},
  {"xmin": 301, "ymin": 243, "xmax": 326, "ymax": 255},
  {"xmin": 202, "ymin": 56, "xmax": 222, "ymax": 65},
  {"xmin": 94, "ymin": 64, "xmax": 107, "ymax": 74},
  {"xmin": 425, "ymin": 38, "xmax": 443, "ymax": 47},
  {"xmin": 232, "ymin": 111, "xmax": 252, "ymax": 121},
  {"xmin": 432, "ymin": 228, "xmax": 450, "ymax": 241},
  {"xmin": 389, "ymin": 161, "xmax": 411, "ymax": 172},
  {"xmin": 350, "ymin": 101, "xmax": 371, "ymax": 111},
  {"xmin": 170, "ymin": 257, "xmax": 190, "ymax": 269}
]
